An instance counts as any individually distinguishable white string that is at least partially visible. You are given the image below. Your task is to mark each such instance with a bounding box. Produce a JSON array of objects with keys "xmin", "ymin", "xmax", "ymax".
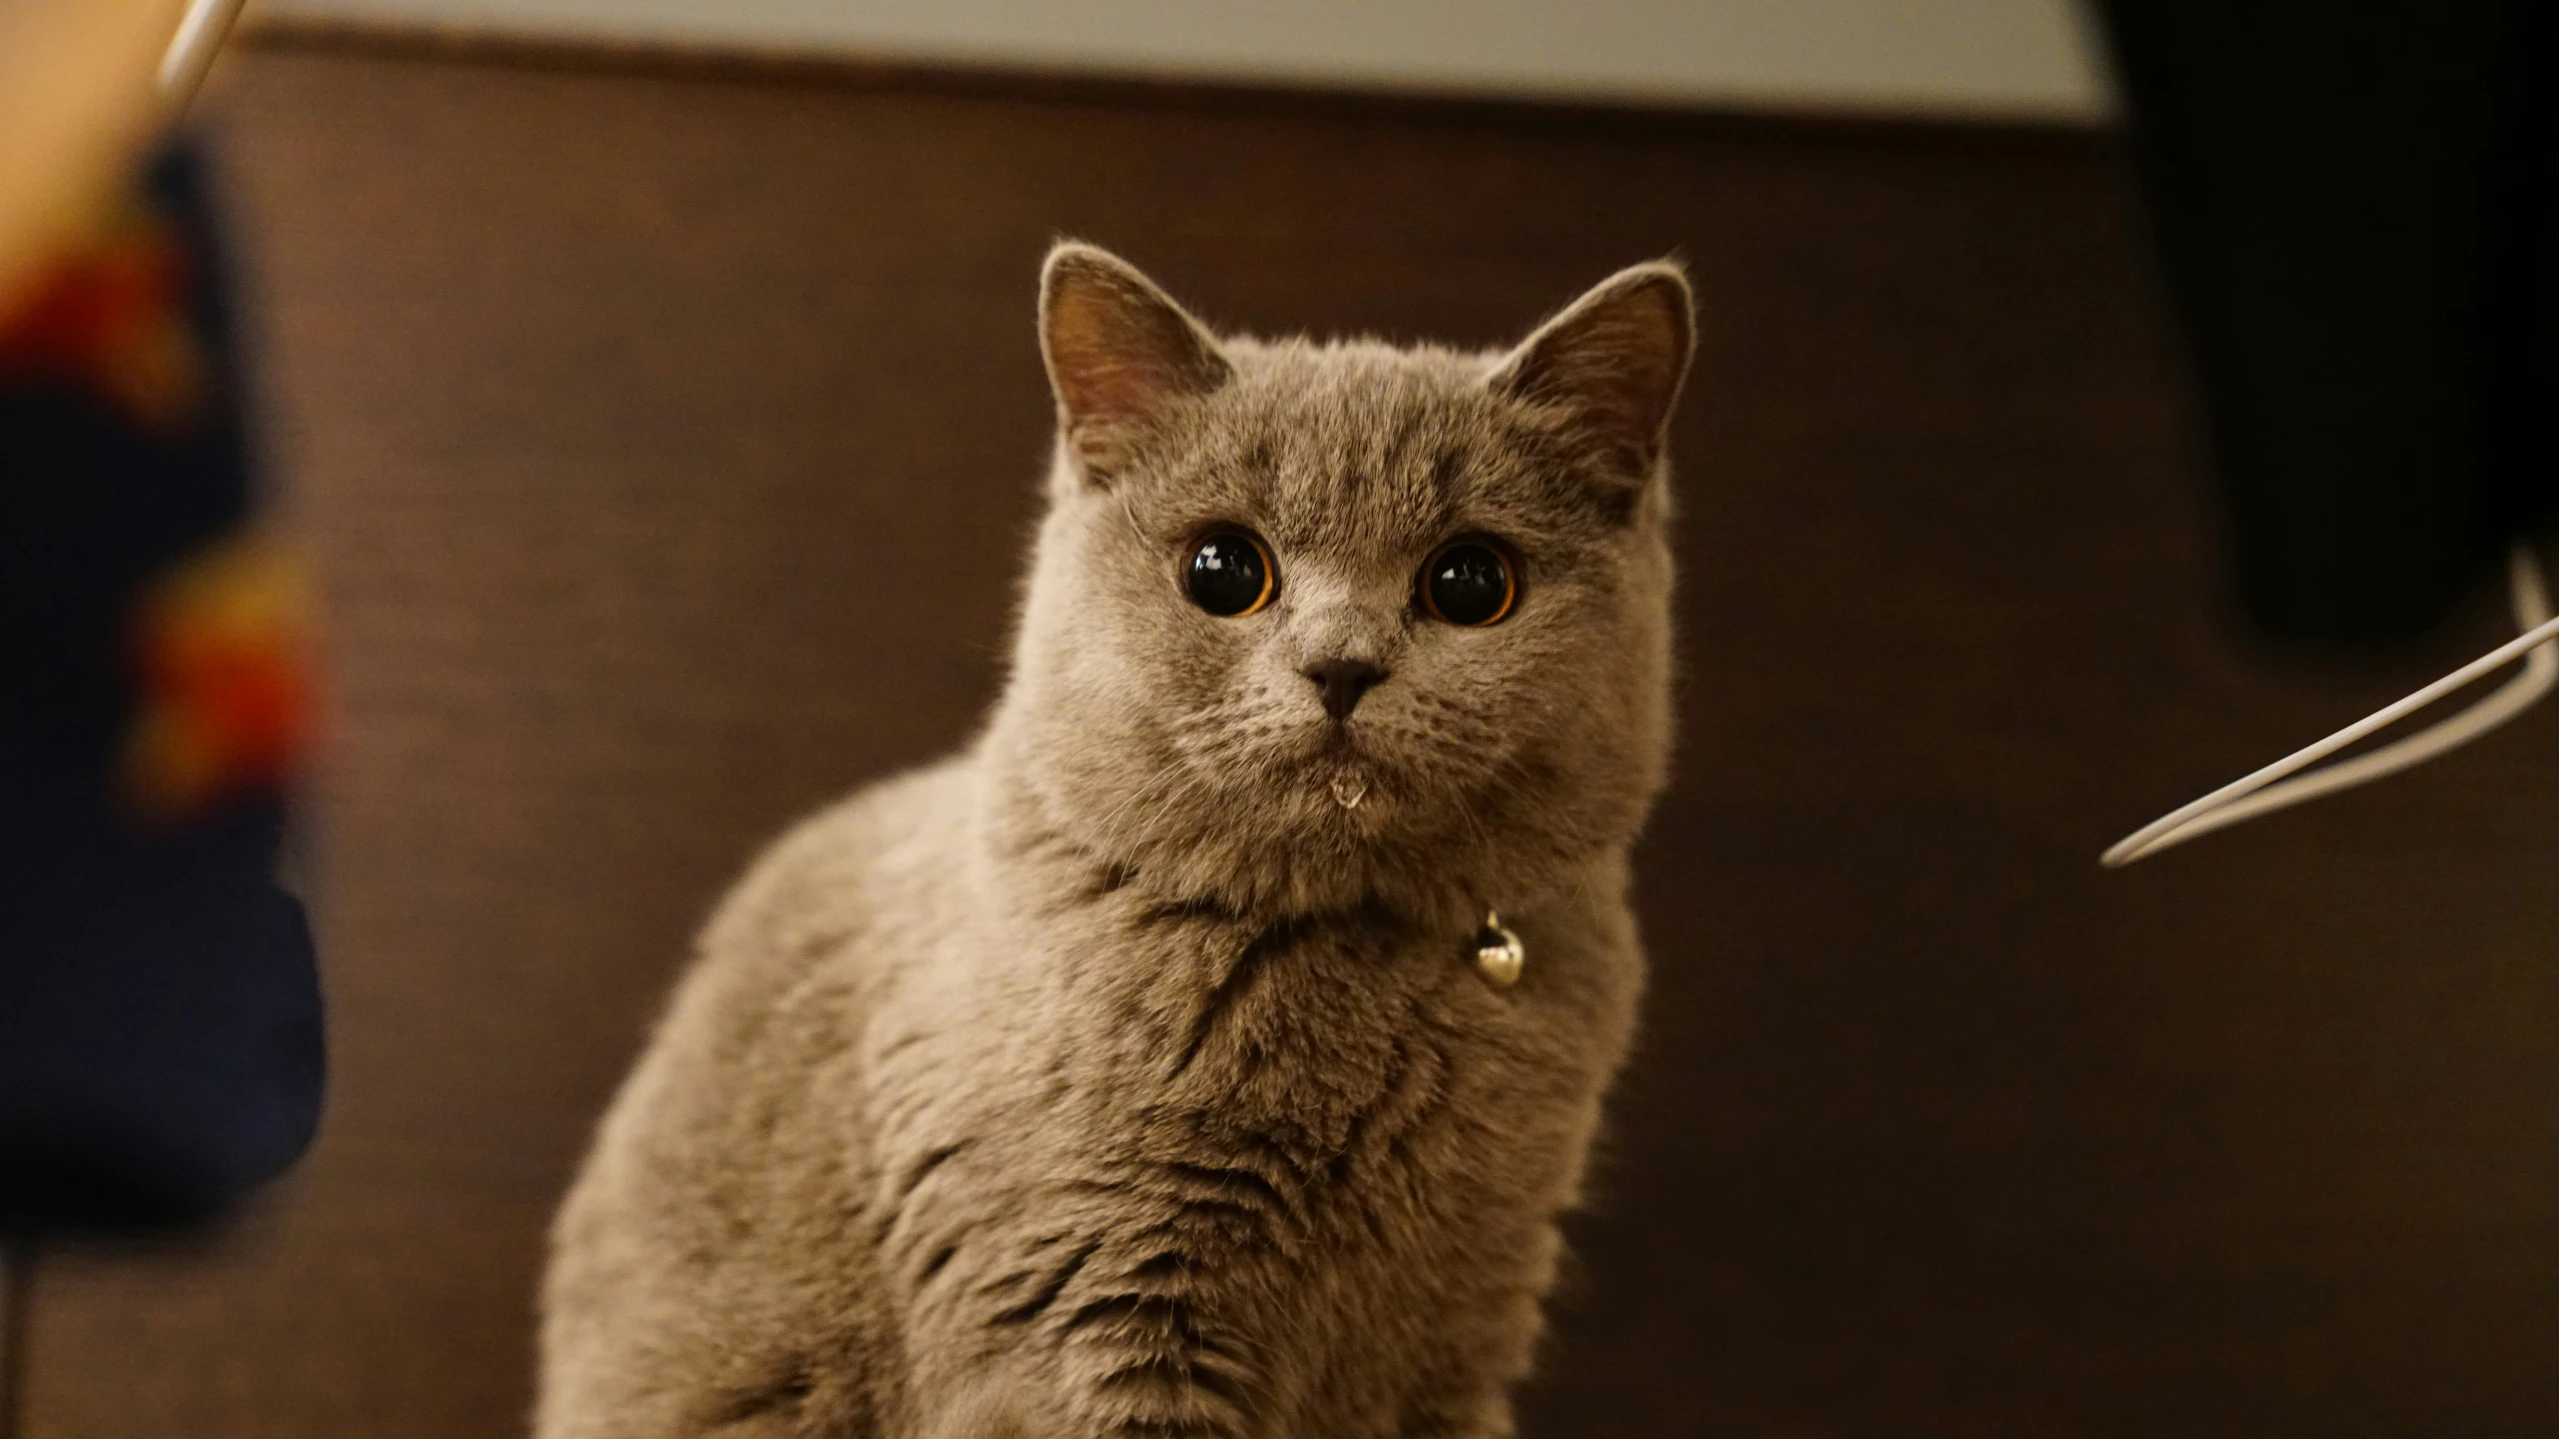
[
  {"xmin": 2104, "ymin": 545, "xmax": 2559, "ymax": 867},
  {"xmin": 158, "ymin": 0, "xmax": 249, "ymax": 112}
]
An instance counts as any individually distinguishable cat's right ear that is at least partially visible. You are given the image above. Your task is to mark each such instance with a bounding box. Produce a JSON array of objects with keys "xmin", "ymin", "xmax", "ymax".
[{"xmin": 1039, "ymin": 242, "xmax": 1231, "ymax": 483}]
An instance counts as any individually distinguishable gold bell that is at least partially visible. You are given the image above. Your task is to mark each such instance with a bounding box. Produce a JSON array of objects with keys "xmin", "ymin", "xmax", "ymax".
[{"xmin": 1473, "ymin": 911, "xmax": 1525, "ymax": 988}]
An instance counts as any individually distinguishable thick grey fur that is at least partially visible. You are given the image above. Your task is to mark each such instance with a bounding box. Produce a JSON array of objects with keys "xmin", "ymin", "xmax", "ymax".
[{"xmin": 537, "ymin": 242, "xmax": 1695, "ymax": 1438}]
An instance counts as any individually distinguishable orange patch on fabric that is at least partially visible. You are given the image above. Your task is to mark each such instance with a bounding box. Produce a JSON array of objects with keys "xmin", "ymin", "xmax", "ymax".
[
  {"xmin": 125, "ymin": 536, "xmax": 319, "ymax": 821},
  {"xmin": 0, "ymin": 202, "xmax": 204, "ymax": 429}
]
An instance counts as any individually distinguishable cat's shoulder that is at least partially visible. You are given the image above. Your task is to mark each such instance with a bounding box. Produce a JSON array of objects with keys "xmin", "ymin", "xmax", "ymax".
[
  {"xmin": 707, "ymin": 753, "xmax": 985, "ymax": 948},
  {"xmin": 617, "ymin": 755, "xmax": 987, "ymax": 1107},
  {"xmin": 639, "ymin": 754, "xmax": 982, "ymax": 1036}
]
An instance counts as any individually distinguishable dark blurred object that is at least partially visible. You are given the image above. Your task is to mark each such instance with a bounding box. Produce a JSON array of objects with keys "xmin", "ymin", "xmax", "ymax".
[
  {"xmin": 0, "ymin": 145, "xmax": 323, "ymax": 1232},
  {"xmin": 2097, "ymin": 0, "xmax": 2557, "ymax": 643}
]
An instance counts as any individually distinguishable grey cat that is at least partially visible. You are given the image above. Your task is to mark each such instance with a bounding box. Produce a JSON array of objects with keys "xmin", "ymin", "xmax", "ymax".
[{"xmin": 537, "ymin": 242, "xmax": 1694, "ymax": 1439}]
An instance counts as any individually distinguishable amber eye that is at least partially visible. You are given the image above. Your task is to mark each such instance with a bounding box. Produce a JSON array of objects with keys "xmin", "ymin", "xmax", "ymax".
[
  {"xmin": 1186, "ymin": 530, "xmax": 1277, "ymax": 617},
  {"xmin": 1419, "ymin": 541, "xmax": 1519, "ymax": 626}
]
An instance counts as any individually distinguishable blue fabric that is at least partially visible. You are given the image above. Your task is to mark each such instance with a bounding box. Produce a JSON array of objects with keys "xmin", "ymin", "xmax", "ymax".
[{"xmin": 0, "ymin": 144, "xmax": 324, "ymax": 1231}]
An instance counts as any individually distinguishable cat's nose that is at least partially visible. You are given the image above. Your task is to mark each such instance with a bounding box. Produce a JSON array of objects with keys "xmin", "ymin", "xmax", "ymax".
[{"xmin": 1304, "ymin": 659, "xmax": 1387, "ymax": 722}]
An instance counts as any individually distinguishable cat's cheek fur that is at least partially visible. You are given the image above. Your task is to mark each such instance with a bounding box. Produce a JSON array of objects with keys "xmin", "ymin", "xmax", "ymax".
[{"xmin": 539, "ymin": 247, "xmax": 1691, "ymax": 1438}]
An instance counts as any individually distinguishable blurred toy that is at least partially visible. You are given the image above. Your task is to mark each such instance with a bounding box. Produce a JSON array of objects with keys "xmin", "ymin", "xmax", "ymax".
[{"xmin": 0, "ymin": 0, "xmax": 321, "ymax": 1233}]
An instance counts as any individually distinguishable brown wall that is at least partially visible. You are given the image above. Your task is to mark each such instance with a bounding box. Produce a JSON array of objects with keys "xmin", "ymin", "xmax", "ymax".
[{"xmin": 21, "ymin": 36, "xmax": 2559, "ymax": 1437}]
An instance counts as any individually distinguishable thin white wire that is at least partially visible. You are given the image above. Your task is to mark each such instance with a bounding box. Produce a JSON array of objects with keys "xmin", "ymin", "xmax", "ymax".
[
  {"xmin": 158, "ymin": 0, "xmax": 249, "ymax": 111},
  {"xmin": 2104, "ymin": 545, "xmax": 2559, "ymax": 867}
]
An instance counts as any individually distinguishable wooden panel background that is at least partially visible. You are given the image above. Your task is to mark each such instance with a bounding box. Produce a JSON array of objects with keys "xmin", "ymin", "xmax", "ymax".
[{"xmin": 19, "ymin": 36, "xmax": 2559, "ymax": 1438}]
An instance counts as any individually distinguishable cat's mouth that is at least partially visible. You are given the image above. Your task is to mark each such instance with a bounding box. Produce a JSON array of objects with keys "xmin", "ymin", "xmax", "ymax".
[
  {"xmin": 1274, "ymin": 723, "xmax": 1405, "ymax": 824},
  {"xmin": 1314, "ymin": 736, "xmax": 1381, "ymax": 815}
]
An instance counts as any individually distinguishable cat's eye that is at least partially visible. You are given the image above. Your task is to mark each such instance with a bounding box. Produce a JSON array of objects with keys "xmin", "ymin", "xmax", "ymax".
[
  {"xmin": 1186, "ymin": 530, "xmax": 1277, "ymax": 617},
  {"xmin": 1418, "ymin": 541, "xmax": 1519, "ymax": 627}
]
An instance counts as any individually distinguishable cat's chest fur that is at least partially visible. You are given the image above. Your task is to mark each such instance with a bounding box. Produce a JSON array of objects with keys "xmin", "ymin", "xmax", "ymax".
[{"xmin": 811, "ymin": 764, "xmax": 1643, "ymax": 1435}]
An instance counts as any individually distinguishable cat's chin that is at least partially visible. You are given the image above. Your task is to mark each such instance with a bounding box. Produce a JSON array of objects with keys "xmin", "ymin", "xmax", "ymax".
[
  {"xmin": 1290, "ymin": 733, "xmax": 1400, "ymax": 825},
  {"xmin": 1003, "ymin": 723, "xmax": 1542, "ymax": 919}
]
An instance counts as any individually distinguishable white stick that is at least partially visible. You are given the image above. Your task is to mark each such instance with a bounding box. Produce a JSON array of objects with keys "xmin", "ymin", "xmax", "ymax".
[{"xmin": 158, "ymin": 0, "xmax": 250, "ymax": 112}]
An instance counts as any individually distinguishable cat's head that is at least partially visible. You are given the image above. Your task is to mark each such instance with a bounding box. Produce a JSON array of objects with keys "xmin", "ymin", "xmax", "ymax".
[{"xmin": 990, "ymin": 243, "xmax": 1692, "ymax": 919}]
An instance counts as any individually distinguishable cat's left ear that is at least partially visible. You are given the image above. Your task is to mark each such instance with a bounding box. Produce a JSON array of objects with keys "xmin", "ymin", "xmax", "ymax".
[
  {"xmin": 1040, "ymin": 242, "xmax": 1231, "ymax": 481},
  {"xmin": 1489, "ymin": 261, "xmax": 1695, "ymax": 486}
]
